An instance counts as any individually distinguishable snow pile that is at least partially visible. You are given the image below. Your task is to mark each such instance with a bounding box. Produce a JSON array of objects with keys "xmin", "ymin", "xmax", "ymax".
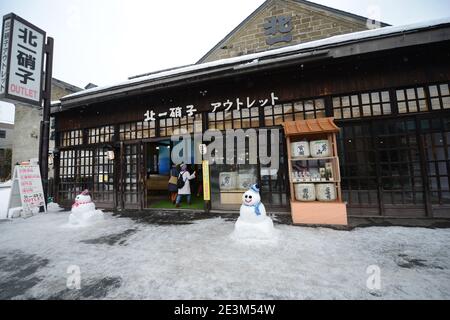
[
  {"xmin": 68, "ymin": 190, "xmax": 104, "ymax": 226},
  {"xmin": 0, "ymin": 180, "xmax": 12, "ymax": 187},
  {"xmin": 232, "ymin": 185, "xmax": 276, "ymax": 242},
  {"xmin": 0, "ymin": 182, "xmax": 11, "ymax": 219},
  {"xmin": 47, "ymin": 202, "xmax": 64, "ymax": 213}
]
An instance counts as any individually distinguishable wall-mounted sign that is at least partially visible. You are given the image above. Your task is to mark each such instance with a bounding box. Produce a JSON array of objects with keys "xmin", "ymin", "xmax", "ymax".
[
  {"xmin": 0, "ymin": 13, "xmax": 45, "ymax": 106},
  {"xmin": 143, "ymin": 92, "xmax": 279, "ymax": 122},
  {"xmin": 264, "ymin": 15, "xmax": 293, "ymax": 46},
  {"xmin": 202, "ymin": 160, "xmax": 210, "ymax": 201}
]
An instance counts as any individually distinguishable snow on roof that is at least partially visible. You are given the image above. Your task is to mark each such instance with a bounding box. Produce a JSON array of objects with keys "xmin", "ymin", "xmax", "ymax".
[{"xmin": 62, "ymin": 17, "xmax": 450, "ymax": 102}]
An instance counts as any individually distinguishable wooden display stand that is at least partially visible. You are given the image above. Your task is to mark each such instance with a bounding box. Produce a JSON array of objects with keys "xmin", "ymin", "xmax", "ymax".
[{"xmin": 282, "ymin": 118, "xmax": 348, "ymax": 226}]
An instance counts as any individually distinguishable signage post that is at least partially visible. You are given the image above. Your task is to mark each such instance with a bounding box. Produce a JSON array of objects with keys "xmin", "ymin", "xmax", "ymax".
[{"xmin": 38, "ymin": 36, "xmax": 53, "ymax": 203}]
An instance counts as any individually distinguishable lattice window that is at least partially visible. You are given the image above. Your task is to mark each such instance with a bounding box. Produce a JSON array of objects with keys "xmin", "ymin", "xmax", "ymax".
[
  {"xmin": 208, "ymin": 107, "xmax": 259, "ymax": 130},
  {"xmin": 60, "ymin": 130, "xmax": 83, "ymax": 147},
  {"xmin": 159, "ymin": 114, "xmax": 202, "ymax": 137},
  {"xmin": 119, "ymin": 121, "xmax": 156, "ymax": 140},
  {"xmin": 92, "ymin": 148, "xmax": 115, "ymax": 203},
  {"xmin": 333, "ymin": 91, "xmax": 391, "ymax": 119},
  {"xmin": 88, "ymin": 126, "xmax": 114, "ymax": 144},
  {"xmin": 429, "ymin": 83, "xmax": 450, "ymax": 111},
  {"xmin": 396, "ymin": 87, "xmax": 428, "ymax": 114},
  {"xmin": 264, "ymin": 99, "xmax": 326, "ymax": 126},
  {"xmin": 58, "ymin": 149, "xmax": 93, "ymax": 201}
]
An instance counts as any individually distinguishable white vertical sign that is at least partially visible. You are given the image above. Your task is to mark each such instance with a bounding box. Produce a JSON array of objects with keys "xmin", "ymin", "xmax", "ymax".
[
  {"xmin": 0, "ymin": 13, "xmax": 45, "ymax": 106},
  {"xmin": 0, "ymin": 18, "xmax": 11, "ymax": 94}
]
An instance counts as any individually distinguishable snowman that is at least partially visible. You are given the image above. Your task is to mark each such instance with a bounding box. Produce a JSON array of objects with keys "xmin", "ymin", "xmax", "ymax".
[
  {"xmin": 233, "ymin": 184, "xmax": 275, "ymax": 240},
  {"xmin": 69, "ymin": 189, "xmax": 104, "ymax": 226}
]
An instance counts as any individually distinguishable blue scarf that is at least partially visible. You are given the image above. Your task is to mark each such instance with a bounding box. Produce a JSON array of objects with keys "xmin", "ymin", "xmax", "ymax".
[{"xmin": 245, "ymin": 201, "xmax": 261, "ymax": 216}]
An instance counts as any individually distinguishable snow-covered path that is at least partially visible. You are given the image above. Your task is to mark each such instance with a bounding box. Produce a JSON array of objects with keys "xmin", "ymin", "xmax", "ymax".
[{"xmin": 0, "ymin": 212, "xmax": 449, "ymax": 299}]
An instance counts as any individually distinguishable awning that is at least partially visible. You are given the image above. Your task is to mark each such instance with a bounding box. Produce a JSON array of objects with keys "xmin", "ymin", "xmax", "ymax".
[{"xmin": 282, "ymin": 118, "xmax": 340, "ymax": 136}]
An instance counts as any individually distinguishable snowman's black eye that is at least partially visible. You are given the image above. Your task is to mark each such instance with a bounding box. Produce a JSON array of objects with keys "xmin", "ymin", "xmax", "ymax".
[{"xmin": 249, "ymin": 196, "xmax": 252, "ymax": 199}]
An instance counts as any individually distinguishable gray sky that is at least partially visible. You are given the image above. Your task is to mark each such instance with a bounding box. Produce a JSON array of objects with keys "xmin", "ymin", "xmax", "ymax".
[{"xmin": 1, "ymin": 0, "xmax": 450, "ymax": 123}]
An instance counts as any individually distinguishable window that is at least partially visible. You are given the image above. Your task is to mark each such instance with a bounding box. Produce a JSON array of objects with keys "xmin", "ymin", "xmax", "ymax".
[
  {"xmin": 333, "ymin": 91, "xmax": 391, "ymax": 119},
  {"xmin": 58, "ymin": 149, "xmax": 93, "ymax": 201},
  {"xmin": 0, "ymin": 130, "xmax": 5, "ymax": 139},
  {"xmin": 264, "ymin": 98, "xmax": 325, "ymax": 126},
  {"xmin": 208, "ymin": 108, "xmax": 259, "ymax": 130},
  {"xmin": 429, "ymin": 83, "xmax": 450, "ymax": 111},
  {"xmin": 119, "ymin": 121, "xmax": 156, "ymax": 140},
  {"xmin": 60, "ymin": 130, "xmax": 83, "ymax": 147},
  {"xmin": 396, "ymin": 87, "xmax": 428, "ymax": 113},
  {"xmin": 88, "ymin": 126, "xmax": 114, "ymax": 144},
  {"xmin": 159, "ymin": 114, "xmax": 202, "ymax": 136},
  {"xmin": 92, "ymin": 148, "xmax": 115, "ymax": 203}
]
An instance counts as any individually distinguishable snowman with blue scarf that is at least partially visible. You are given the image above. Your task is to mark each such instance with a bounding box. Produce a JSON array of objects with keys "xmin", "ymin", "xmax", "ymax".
[{"xmin": 234, "ymin": 184, "xmax": 275, "ymax": 239}]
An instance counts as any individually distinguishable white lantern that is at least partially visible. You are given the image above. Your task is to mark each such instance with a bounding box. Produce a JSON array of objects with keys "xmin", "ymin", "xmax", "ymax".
[
  {"xmin": 295, "ymin": 184, "xmax": 316, "ymax": 202},
  {"xmin": 291, "ymin": 141, "xmax": 310, "ymax": 158},
  {"xmin": 310, "ymin": 140, "xmax": 330, "ymax": 158},
  {"xmin": 316, "ymin": 184, "xmax": 337, "ymax": 201}
]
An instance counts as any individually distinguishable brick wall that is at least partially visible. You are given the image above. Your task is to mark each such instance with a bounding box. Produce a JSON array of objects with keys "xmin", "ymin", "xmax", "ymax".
[{"xmin": 202, "ymin": 0, "xmax": 369, "ymax": 63}]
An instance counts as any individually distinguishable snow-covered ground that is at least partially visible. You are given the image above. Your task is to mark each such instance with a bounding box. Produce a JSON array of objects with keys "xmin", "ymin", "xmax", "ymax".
[{"xmin": 0, "ymin": 211, "xmax": 449, "ymax": 300}]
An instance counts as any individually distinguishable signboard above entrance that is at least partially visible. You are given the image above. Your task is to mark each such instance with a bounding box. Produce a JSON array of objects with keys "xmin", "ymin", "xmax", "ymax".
[{"xmin": 0, "ymin": 13, "xmax": 45, "ymax": 106}]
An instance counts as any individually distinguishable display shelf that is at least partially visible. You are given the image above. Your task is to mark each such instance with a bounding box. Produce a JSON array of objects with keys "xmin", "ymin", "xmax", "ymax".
[
  {"xmin": 291, "ymin": 180, "xmax": 339, "ymax": 184},
  {"xmin": 291, "ymin": 156, "xmax": 337, "ymax": 161},
  {"xmin": 282, "ymin": 117, "xmax": 348, "ymax": 226}
]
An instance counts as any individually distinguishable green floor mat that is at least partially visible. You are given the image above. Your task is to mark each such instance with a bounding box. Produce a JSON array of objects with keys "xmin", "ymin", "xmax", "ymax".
[{"xmin": 149, "ymin": 195, "xmax": 205, "ymax": 209}]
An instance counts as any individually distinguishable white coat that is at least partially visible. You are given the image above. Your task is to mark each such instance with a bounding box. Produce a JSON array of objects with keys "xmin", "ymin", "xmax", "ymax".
[{"xmin": 178, "ymin": 171, "xmax": 196, "ymax": 195}]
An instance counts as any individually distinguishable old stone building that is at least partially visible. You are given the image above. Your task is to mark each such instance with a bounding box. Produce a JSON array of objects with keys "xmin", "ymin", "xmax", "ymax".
[
  {"xmin": 52, "ymin": 0, "xmax": 450, "ymax": 225},
  {"xmin": 198, "ymin": 0, "xmax": 388, "ymax": 63},
  {"xmin": 11, "ymin": 78, "xmax": 82, "ymax": 176}
]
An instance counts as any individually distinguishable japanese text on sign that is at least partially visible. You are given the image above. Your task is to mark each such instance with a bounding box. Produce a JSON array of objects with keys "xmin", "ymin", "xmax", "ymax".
[
  {"xmin": 264, "ymin": 15, "xmax": 293, "ymax": 46},
  {"xmin": 143, "ymin": 92, "xmax": 278, "ymax": 122},
  {"xmin": 0, "ymin": 14, "xmax": 45, "ymax": 105},
  {"xmin": 16, "ymin": 165, "xmax": 45, "ymax": 211},
  {"xmin": 0, "ymin": 18, "xmax": 10, "ymax": 94}
]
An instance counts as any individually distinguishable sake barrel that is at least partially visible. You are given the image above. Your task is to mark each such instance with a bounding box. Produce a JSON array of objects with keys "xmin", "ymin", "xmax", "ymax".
[
  {"xmin": 294, "ymin": 184, "xmax": 316, "ymax": 202},
  {"xmin": 219, "ymin": 172, "xmax": 237, "ymax": 190},
  {"xmin": 310, "ymin": 140, "xmax": 330, "ymax": 158},
  {"xmin": 291, "ymin": 141, "xmax": 310, "ymax": 158},
  {"xmin": 316, "ymin": 183, "xmax": 337, "ymax": 201}
]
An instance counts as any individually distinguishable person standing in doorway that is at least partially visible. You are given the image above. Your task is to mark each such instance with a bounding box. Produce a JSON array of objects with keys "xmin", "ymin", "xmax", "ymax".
[
  {"xmin": 176, "ymin": 164, "xmax": 196, "ymax": 207},
  {"xmin": 168, "ymin": 164, "xmax": 179, "ymax": 204}
]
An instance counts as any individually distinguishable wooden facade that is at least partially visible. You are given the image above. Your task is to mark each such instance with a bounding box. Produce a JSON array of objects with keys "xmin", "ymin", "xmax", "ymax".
[{"xmin": 53, "ymin": 33, "xmax": 450, "ymax": 220}]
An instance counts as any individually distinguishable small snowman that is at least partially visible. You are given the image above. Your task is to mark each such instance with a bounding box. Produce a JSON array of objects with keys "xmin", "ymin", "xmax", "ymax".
[
  {"xmin": 69, "ymin": 189, "xmax": 104, "ymax": 226},
  {"xmin": 233, "ymin": 184, "xmax": 275, "ymax": 240}
]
